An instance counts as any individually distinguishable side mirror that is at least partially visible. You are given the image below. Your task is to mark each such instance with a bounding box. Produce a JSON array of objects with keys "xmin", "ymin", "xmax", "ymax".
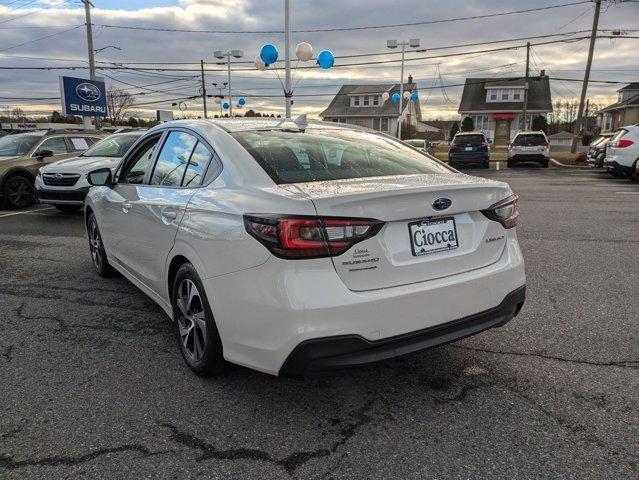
[
  {"xmin": 35, "ymin": 149, "xmax": 54, "ymax": 159},
  {"xmin": 87, "ymin": 167, "xmax": 113, "ymax": 187}
]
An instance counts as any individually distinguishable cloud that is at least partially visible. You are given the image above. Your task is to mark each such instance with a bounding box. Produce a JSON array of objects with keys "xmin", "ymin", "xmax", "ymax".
[{"xmin": 1, "ymin": 0, "xmax": 638, "ymax": 119}]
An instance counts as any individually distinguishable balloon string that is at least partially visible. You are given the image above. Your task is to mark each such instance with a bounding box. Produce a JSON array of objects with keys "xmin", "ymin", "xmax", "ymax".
[{"xmin": 271, "ymin": 67, "xmax": 286, "ymax": 93}]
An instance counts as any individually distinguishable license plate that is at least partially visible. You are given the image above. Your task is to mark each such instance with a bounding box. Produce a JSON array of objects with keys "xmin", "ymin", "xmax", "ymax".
[
  {"xmin": 465, "ymin": 147, "xmax": 473, "ymax": 151},
  {"xmin": 408, "ymin": 217, "xmax": 459, "ymax": 257},
  {"xmin": 522, "ymin": 146, "xmax": 537, "ymax": 151}
]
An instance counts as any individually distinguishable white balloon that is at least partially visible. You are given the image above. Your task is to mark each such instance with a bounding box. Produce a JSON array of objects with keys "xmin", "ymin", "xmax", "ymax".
[
  {"xmin": 255, "ymin": 55, "xmax": 267, "ymax": 71},
  {"xmin": 381, "ymin": 92, "xmax": 390, "ymax": 102},
  {"xmin": 214, "ymin": 98, "xmax": 221, "ymax": 104},
  {"xmin": 403, "ymin": 91, "xmax": 410, "ymax": 99},
  {"xmin": 295, "ymin": 42, "xmax": 313, "ymax": 62}
]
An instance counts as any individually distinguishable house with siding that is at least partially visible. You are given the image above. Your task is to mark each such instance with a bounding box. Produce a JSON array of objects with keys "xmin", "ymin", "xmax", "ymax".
[
  {"xmin": 599, "ymin": 83, "xmax": 639, "ymax": 133},
  {"xmin": 319, "ymin": 76, "xmax": 421, "ymax": 136},
  {"xmin": 458, "ymin": 74, "xmax": 552, "ymax": 146}
]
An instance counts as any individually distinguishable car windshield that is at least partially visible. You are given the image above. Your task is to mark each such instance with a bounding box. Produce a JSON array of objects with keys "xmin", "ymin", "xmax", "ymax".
[
  {"xmin": 81, "ymin": 134, "xmax": 140, "ymax": 158},
  {"xmin": 453, "ymin": 134, "xmax": 485, "ymax": 145},
  {"xmin": 513, "ymin": 134, "xmax": 546, "ymax": 146},
  {"xmin": 0, "ymin": 134, "xmax": 41, "ymax": 157},
  {"xmin": 232, "ymin": 128, "xmax": 450, "ymax": 184}
]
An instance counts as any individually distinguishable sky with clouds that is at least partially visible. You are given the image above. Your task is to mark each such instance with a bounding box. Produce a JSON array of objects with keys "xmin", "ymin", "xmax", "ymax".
[{"xmin": 1, "ymin": 0, "xmax": 638, "ymax": 120}]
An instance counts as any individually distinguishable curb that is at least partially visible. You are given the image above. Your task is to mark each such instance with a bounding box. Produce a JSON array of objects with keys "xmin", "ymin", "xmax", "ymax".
[{"xmin": 550, "ymin": 158, "xmax": 591, "ymax": 170}]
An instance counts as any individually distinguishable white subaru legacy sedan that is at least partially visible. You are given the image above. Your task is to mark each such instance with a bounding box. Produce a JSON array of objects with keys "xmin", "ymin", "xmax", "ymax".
[{"xmin": 85, "ymin": 119, "xmax": 525, "ymax": 378}]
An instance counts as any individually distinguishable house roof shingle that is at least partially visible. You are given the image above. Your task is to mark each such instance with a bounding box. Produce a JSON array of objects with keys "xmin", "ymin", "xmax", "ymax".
[
  {"xmin": 319, "ymin": 83, "xmax": 421, "ymax": 118},
  {"xmin": 618, "ymin": 83, "xmax": 639, "ymax": 92},
  {"xmin": 601, "ymin": 92, "xmax": 639, "ymax": 112},
  {"xmin": 458, "ymin": 76, "xmax": 552, "ymax": 113}
]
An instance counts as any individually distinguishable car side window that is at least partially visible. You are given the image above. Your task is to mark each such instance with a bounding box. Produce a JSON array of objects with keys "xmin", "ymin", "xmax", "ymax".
[
  {"xmin": 36, "ymin": 137, "xmax": 69, "ymax": 155},
  {"xmin": 182, "ymin": 141, "xmax": 211, "ymax": 187},
  {"xmin": 119, "ymin": 135, "xmax": 162, "ymax": 185},
  {"xmin": 150, "ymin": 131, "xmax": 197, "ymax": 187}
]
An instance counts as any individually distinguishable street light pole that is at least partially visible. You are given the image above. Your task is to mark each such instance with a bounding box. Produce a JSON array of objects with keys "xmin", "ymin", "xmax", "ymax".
[
  {"xmin": 214, "ymin": 50, "xmax": 243, "ymax": 118},
  {"xmin": 284, "ymin": 0, "xmax": 292, "ymax": 119},
  {"xmin": 387, "ymin": 38, "xmax": 419, "ymax": 139}
]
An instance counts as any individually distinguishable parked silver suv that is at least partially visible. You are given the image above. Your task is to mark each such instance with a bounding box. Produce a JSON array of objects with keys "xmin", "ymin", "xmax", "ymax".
[{"xmin": 507, "ymin": 131, "xmax": 550, "ymax": 168}]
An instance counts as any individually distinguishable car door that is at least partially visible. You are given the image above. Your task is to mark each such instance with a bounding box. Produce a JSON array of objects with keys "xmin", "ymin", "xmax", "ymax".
[
  {"xmin": 125, "ymin": 130, "xmax": 213, "ymax": 295},
  {"xmin": 30, "ymin": 136, "xmax": 76, "ymax": 175},
  {"xmin": 98, "ymin": 133, "xmax": 163, "ymax": 266}
]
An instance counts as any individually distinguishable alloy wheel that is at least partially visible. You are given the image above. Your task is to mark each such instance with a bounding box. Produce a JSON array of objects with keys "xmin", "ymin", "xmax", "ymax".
[
  {"xmin": 7, "ymin": 178, "xmax": 33, "ymax": 208},
  {"xmin": 88, "ymin": 220, "xmax": 102, "ymax": 271},
  {"xmin": 176, "ymin": 279, "xmax": 208, "ymax": 362}
]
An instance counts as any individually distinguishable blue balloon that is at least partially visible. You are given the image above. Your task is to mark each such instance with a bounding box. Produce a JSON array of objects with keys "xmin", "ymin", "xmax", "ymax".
[
  {"xmin": 238, "ymin": 97, "xmax": 246, "ymax": 106},
  {"xmin": 391, "ymin": 92, "xmax": 401, "ymax": 104},
  {"xmin": 223, "ymin": 102, "xmax": 230, "ymax": 110},
  {"xmin": 260, "ymin": 44, "xmax": 278, "ymax": 65},
  {"xmin": 317, "ymin": 50, "xmax": 335, "ymax": 69},
  {"xmin": 410, "ymin": 91, "xmax": 419, "ymax": 102}
]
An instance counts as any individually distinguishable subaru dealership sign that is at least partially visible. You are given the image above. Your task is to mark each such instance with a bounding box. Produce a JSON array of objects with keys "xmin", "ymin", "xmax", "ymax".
[{"xmin": 59, "ymin": 76, "xmax": 108, "ymax": 117}]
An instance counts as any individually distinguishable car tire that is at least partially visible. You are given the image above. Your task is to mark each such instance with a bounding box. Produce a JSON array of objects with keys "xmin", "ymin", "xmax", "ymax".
[
  {"xmin": 482, "ymin": 161, "xmax": 490, "ymax": 169},
  {"xmin": 507, "ymin": 160, "xmax": 514, "ymax": 168},
  {"xmin": 55, "ymin": 205, "xmax": 82, "ymax": 213},
  {"xmin": 3, "ymin": 174, "xmax": 34, "ymax": 209},
  {"xmin": 172, "ymin": 263, "xmax": 226, "ymax": 376},
  {"xmin": 87, "ymin": 213, "xmax": 116, "ymax": 277},
  {"xmin": 542, "ymin": 161, "xmax": 549, "ymax": 168}
]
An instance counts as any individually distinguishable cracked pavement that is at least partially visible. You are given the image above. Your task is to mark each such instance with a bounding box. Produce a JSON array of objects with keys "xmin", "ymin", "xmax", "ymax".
[{"xmin": 1, "ymin": 166, "xmax": 638, "ymax": 479}]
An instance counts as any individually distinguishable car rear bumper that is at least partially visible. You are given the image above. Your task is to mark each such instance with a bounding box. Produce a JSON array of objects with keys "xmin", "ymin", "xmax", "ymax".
[
  {"xmin": 509, "ymin": 154, "xmax": 548, "ymax": 162},
  {"xmin": 607, "ymin": 160, "xmax": 634, "ymax": 175},
  {"xmin": 204, "ymin": 233, "xmax": 526, "ymax": 376},
  {"xmin": 448, "ymin": 153, "xmax": 489, "ymax": 162},
  {"xmin": 280, "ymin": 285, "xmax": 525, "ymax": 378},
  {"xmin": 36, "ymin": 186, "xmax": 89, "ymax": 205}
]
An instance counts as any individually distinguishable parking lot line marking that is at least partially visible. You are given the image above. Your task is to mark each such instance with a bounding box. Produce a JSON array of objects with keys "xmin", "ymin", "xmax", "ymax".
[
  {"xmin": 0, "ymin": 206, "xmax": 54, "ymax": 218},
  {"xmin": 616, "ymin": 191, "xmax": 639, "ymax": 195}
]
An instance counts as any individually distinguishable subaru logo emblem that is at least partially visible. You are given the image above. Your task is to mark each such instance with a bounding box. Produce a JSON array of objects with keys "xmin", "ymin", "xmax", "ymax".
[
  {"xmin": 54, "ymin": 173, "xmax": 63, "ymax": 181},
  {"xmin": 432, "ymin": 197, "xmax": 452, "ymax": 211},
  {"xmin": 76, "ymin": 83, "xmax": 101, "ymax": 102}
]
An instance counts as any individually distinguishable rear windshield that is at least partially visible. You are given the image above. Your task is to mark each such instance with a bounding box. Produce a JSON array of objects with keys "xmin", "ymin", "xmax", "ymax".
[
  {"xmin": 81, "ymin": 134, "xmax": 140, "ymax": 158},
  {"xmin": 611, "ymin": 129, "xmax": 628, "ymax": 142},
  {"xmin": 453, "ymin": 134, "xmax": 485, "ymax": 145},
  {"xmin": 513, "ymin": 134, "xmax": 546, "ymax": 146},
  {"xmin": 231, "ymin": 128, "xmax": 450, "ymax": 184}
]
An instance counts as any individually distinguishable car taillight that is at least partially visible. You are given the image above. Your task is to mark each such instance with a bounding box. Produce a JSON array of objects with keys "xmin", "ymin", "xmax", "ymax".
[
  {"xmin": 480, "ymin": 141, "xmax": 489, "ymax": 148},
  {"xmin": 543, "ymin": 141, "xmax": 549, "ymax": 147},
  {"xmin": 481, "ymin": 195, "xmax": 519, "ymax": 229},
  {"xmin": 616, "ymin": 139, "xmax": 634, "ymax": 148},
  {"xmin": 244, "ymin": 215, "xmax": 384, "ymax": 259}
]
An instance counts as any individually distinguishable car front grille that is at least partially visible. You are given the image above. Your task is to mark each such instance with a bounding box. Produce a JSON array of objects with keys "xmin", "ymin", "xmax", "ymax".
[
  {"xmin": 38, "ymin": 190, "xmax": 87, "ymax": 201},
  {"xmin": 42, "ymin": 173, "xmax": 81, "ymax": 187}
]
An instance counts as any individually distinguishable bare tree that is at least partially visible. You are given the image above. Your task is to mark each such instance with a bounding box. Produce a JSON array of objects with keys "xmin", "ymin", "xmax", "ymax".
[{"xmin": 106, "ymin": 86, "xmax": 135, "ymax": 125}]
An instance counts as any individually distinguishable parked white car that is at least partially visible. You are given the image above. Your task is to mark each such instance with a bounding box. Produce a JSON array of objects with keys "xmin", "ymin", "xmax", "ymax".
[
  {"xmin": 605, "ymin": 124, "xmax": 639, "ymax": 181},
  {"xmin": 36, "ymin": 131, "xmax": 143, "ymax": 212},
  {"xmin": 507, "ymin": 131, "xmax": 550, "ymax": 168},
  {"xmin": 84, "ymin": 119, "xmax": 526, "ymax": 377}
]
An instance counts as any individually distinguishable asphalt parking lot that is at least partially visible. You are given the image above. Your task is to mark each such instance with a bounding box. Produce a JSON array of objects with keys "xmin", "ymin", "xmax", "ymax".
[{"xmin": 1, "ymin": 165, "xmax": 638, "ymax": 479}]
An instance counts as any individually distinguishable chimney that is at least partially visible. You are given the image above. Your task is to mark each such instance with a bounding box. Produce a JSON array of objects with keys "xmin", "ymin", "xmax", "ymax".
[
  {"xmin": 408, "ymin": 74, "xmax": 413, "ymax": 84},
  {"xmin": 540, "ymin": 69, "xmax": 546, "ymax": 77}
]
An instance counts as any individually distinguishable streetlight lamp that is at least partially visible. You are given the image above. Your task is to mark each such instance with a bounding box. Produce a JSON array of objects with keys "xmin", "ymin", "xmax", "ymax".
[
  {"xmin": 214, "ymin": 50, "xmax": 243, "ymax": 117},
  {"xmin": 387, "ymin": 38, "xmax": 419, "ymax": 139}
]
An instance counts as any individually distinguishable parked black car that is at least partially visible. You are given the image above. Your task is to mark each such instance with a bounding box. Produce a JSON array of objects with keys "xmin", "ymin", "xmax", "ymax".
[
  {"xmin": 448, "ymin": 132, "xmax": 490, "ymax": 169},
  {"xmin": 586, "ymin": 133, "xmax": 613, "ymax": 168}
]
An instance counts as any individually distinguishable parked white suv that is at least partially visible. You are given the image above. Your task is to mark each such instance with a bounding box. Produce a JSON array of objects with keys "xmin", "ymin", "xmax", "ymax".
[
  {"xmin": 36, "ymin": 131, "xmax": 143, "ymax": 212},
  {"xmin": 507, "ymin": 131, "xmax": 550, "ymax": 168},
  {"xmin": 84, "ymin": 119, "xmax": 526, "ymax": 378},
  {"xmin": 605, "ymin": 124, "xmax": 639, "ymax": 181}
]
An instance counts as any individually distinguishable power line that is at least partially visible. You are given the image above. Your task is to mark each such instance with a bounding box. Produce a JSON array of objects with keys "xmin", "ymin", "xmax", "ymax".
[
  {"xmin": 97, "ymin": 1, "xmax": 591, "ymax": 34},
  {"xmin": 0, "ymin": 0, "xmax": 72, "ymax": 25},
  {"xmin": 0, "ymin": 24, "xmax": 83, "ymax": 52}
]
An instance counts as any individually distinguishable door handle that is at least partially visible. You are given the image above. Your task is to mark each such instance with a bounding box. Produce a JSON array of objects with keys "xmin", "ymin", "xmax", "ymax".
[
  {"xmin": 121, "ymin": 201, "xmax": 131, "ymax": 213},
  {"xmin": 162, "ymin": 210, "xmax": 178, "ymax": 220}
]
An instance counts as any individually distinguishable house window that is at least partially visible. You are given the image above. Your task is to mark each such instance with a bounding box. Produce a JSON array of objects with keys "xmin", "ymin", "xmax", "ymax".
[
  {"xmin": 363, "ymin": 96, "xmax": 370, "ymax": 106},
  {"xmin": 353, "ymin": 96, "xmax": 360, "ymax": 107},
  {"xmin": 501, "ymin": 90, "xmax": 509, "ymax": 101},
  {"xmin": 381, "ymin": 117, "xmax": 389, "ymax": 132},
  {"xmin": 513, "ymin": 90, "xmax": 522, "ymax": 101},
  {"xmin": 488, "ymin": 90, "xmax": 498, "ymax": 102},
  {"xmin": 603, "ymin": 114, "xmax": 612, "ymax": 132},
  {"xmin": 373, "ymin": 118, "xmax": 381, "ymax": 130},
  {"xmin": 471, "ymin": 115, "xmax": 489, "ymax": 131},
  {"xmin": 373, "ymin": 95, "xmax": 379, "ymax": 106}
]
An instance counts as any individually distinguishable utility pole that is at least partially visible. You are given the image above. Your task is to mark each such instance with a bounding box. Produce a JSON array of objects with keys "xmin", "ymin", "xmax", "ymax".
[
  {"xmin": 82, "ymin": 0, "xmax": 96, "ymax": 131},
  {"xmin": 571, "ymin": 0, "xmax": 602, "ymax": 153},
  {"xmin": 200, "ymin": 60, "xmax": 208, "ymax": 119},
  {"xmin": 284, "ymin": 0, "xmax": 292, "ymax": 118},
  {"xmin": 522, "ymin": 42, "xmax": 530, "ymax": 131}
]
